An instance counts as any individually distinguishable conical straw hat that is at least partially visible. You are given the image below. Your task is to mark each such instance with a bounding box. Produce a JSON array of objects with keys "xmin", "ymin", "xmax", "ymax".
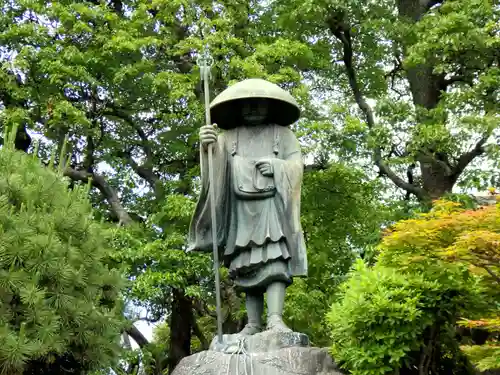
[{"xmin": 209, "ymin": 78, "xmax": 301, "ymax": 129}]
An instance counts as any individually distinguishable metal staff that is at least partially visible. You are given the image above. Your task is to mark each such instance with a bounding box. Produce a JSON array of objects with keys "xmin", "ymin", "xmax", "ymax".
[{"xmin": 196, "ymin": 47, "xmax": 223, "ymax": 344}]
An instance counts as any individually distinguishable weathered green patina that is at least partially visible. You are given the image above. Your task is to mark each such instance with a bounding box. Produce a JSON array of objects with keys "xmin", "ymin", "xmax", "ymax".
[{"xmin": 188, "ymin": 78, "xmax": 308, "ymax": 335}]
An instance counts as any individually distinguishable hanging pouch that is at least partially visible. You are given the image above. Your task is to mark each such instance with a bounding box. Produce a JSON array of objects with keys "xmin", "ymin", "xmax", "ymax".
[{"xmin": 232, "ymin": 155, "xmax": 276, "ymax": 200}]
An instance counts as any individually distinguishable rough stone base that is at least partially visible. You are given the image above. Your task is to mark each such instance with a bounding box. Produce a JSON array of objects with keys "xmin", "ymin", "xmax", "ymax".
[
  {"xmin": 172, "ymin": 330, "xmax": 343, "ymax": 375},
  {"xmin": 209, "ymin": 330, "xmax": 310, "ymax": 354},
  {"xmin": 171, "ymin": 346, "xmax": 343, "ymax": 375}
]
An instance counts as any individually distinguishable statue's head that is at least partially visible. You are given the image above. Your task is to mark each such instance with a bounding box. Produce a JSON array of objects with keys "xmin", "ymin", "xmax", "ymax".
[
  {"xmin": 241, "ymin": 98, "xmax": 269, "ymax": 126},
  {"xmin": 209, "ymin": 78, "xmax": 300, "ymax": 130}
]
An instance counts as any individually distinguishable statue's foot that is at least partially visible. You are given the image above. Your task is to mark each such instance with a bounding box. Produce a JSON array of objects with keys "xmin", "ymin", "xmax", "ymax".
[
  {"xmin": 238, "ymin": 323, "xmax": 262, "ymax": 336},
  {"xmin": 266, "ymin": 315, "xmax": 292, "ymax": 332}
]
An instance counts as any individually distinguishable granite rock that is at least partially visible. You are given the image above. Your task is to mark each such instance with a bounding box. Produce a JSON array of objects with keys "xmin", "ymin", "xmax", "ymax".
[
  {"xmin": 209, "ymin": 329, "xmax": 310, "ymax": 354},
  {"xmin": 171, "ymin": 346, "xmax": 343, "ymax": 375},
  {"xmin": 173, "ymin": 330, "xmax": 343, "ymax": 375}
]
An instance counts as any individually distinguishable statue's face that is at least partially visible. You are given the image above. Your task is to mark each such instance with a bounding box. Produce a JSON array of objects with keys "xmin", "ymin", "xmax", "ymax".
[{"xmin": 242, "ymin": 99, "xmax": 269, "ymax": 126}]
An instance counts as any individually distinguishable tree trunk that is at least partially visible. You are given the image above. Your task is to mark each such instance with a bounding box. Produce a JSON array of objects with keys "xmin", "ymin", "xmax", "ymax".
[
  {"xmin": 168, "ymin": 289, "xmax": 193, "ymax": 374},
  {"xmin": 419, "ymin": 161, "xmax": 456, "ymax": 200},
  {"xmin": 396, "ymin": 0, "xmax": 459, "ymax": 200}
]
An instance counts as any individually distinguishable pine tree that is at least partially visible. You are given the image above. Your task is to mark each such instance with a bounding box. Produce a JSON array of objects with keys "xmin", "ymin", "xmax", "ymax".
[{"xmin": 0, "ymin": 132, "xmax": 126, "ymax": 375}]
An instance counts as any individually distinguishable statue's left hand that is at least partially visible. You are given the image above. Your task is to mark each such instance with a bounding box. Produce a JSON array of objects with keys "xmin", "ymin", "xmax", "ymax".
[{"xmin": 256, "ymin": 159, "xmax": 274, "ymax": 177}]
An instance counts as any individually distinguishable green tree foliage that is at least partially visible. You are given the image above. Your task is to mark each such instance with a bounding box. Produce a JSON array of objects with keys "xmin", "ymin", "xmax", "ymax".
[
  {"xmin": 271, "ymin": 0, "xmax": 500, "ymax": 201},
  {"xmin": 3, "ymin": 0, "xmax": 498, "ymax": 373},
  {"xmin": 379, "ymin": 199, "xmax": 500, "ymax": 372},
  {"xmin": 328, "ymin": 198, "xmax": 500, "ymax": 374},
  {"xmin": 0, "ymin": 0, "xmax": 367, "ymax": 371},
  {"xmin": 0, "ymin": 0, "xmax": 319, "ymax": 371},
  {"xmin": 0, "ymin": 136, "xmax": 125, "ymax": 374},
  {"xmin": 130, "ymin": 317, "xmax": 215, "ymax": 375},
  {"xmin": 328, "ymin": 260, "xmax": 482, "ymax": 375},
  {"xmin": 110, "ymin": 194, "xmax": 220, "ymax": 372},
  {"xmin": 285, "ymin": 163, "xmax": 389, "ymax": 346}
]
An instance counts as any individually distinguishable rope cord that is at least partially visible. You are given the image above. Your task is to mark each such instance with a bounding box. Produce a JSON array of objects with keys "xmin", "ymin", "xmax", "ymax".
[{"xmin": 225, "ymin": 338, "xmax": 254, "ymax": 375}]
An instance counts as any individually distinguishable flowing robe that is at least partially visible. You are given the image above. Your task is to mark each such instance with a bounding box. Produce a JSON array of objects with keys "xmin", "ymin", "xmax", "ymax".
[{"xmin": 187, "ymin": 124, "xmax": 307, "ymax": 292}]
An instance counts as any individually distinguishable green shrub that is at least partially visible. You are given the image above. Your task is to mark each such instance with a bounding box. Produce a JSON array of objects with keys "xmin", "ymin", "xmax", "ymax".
[
  {"xmin": 327, "ymin": 260, "xmax": 480, "ymax": 375},
  {"xmin": 0, "ymin": 141, "xmax": 126, "ymax": 374}
]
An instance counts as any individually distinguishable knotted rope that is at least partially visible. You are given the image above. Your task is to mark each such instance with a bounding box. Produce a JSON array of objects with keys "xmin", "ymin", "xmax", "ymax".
[{"xmin": 225, "ymin": 337, "xmax": 254, "ymax": 375}]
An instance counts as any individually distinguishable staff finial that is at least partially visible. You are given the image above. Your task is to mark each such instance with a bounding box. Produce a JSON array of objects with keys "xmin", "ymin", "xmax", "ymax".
[{"xmin": 196, "ymin": 45, "xmax": 214, "ymax": 81}]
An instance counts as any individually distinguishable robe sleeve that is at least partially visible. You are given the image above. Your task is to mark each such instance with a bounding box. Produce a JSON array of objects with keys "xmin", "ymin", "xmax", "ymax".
[
  {"xmin": 187, "ymin": 133, "xmax": 230, "ymax": 252},
  {"xmin": 271, "ymin": 127, "xmax": 308, "ymax": 276}
]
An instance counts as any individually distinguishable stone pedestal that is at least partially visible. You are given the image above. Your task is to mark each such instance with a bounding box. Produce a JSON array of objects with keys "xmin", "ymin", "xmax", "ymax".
[{"xmin": 172, "ymin": 330, "xmax": 343, "ymax": 375}]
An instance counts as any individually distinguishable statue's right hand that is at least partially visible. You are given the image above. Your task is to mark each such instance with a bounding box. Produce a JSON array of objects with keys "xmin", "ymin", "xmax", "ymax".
[{"xmin": 199, "ymin": 125, "xmax": 218, "ymax": 150}]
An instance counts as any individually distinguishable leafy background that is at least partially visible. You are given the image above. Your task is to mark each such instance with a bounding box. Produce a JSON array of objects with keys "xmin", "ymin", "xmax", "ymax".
[{"xmin": 0, "ymin": 0, "xmax": 498, "ymax": 374}]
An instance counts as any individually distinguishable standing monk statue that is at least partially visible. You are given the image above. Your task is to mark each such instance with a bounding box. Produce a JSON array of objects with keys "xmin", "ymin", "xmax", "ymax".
[{"xmin": 188, "ymin": 78, "xmax": 308, "ymax": 336}]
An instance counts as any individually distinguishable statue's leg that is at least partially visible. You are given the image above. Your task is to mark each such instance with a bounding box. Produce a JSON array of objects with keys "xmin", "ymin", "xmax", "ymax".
[
  {"xmin": 239, "ymin": 291, "xmax": 263, "ymax": 336},
  {"xmin": 266, "ymin": 281, "xmax": 292, "ymax": 332}
]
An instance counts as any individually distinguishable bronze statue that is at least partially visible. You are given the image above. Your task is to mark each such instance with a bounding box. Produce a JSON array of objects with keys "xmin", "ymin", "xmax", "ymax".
[{"xmin": 188, "ymin": 78, "xmax": 307, "ymax": 336}]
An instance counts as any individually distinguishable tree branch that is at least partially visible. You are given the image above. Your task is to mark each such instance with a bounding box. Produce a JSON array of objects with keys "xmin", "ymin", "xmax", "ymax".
[
  {"xmin": 452, "ymin": 136, "xmax": 488, "ymax": 178},
  {"xmin": 105, "ymin": 105, "xmax": 153, "ymax": 159},
  {"xmin": 385, "ymin": 57, "xmax": 406, "ymax": 99},
  {"xmin": 482, "ymin": 265, "xmax": 500, "ymax": 285},
  {"xmin": 304, "ymin": 163, "xmax": 328, "ymax": 173},
  {"xmin": 326, "ymin": 13, "xmax": 428, "ymax": 201},
  {"xmin": 104, "ymin": 106, "xmax": 161, "ymax": 192},
  {"xmin": 0, "ymin": 73, "xmax": 32, "ymax": 152},
  {"xmin": 443, "ymin": 74, "xmax": 474, "ymax": 88},
  {"xmin": 63, "ymin": 167, "xmax": 133, "ymax": 225},
  {"xmin": 417, "ymin": 151, "xmax": 453, "ymax": 176},
  {"xmin": 126, "ymin": 324, "xmax": 150, "ymax": 348},
  {"xmin": 191, "ymin": 318, "xmax": 209, "ymax": 350},
  {"xmin": 421, "ymin": 0, "xmax": 444, "ymax": 12},
  {"xmin": 378, "ymin": 160, "xmax": 427, "ymax": 201},
  {"xmin": 122, "ymin": 332, "xmax": 133, "ymax": 350},
  {"xmin": 398, "ymin": 0, "xmax": 444, "ymax": 21},
  {"xmin": 405, "ymin": 163, "xmax": 416, "ymax": 200},
  {"xmin": 83, "ymin": 135, "xmax": 95, "ymax": 172},
  {"xmin": 327, "ymin": 18, "xmax": 376, "ymax": 129},
  {"xmin": 69, "ymin": 94, "xmax": 162, "ymax": 192},
  {"xmin": 120, "ymin": 151, "xmax": 161, "ymax": 190}
]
